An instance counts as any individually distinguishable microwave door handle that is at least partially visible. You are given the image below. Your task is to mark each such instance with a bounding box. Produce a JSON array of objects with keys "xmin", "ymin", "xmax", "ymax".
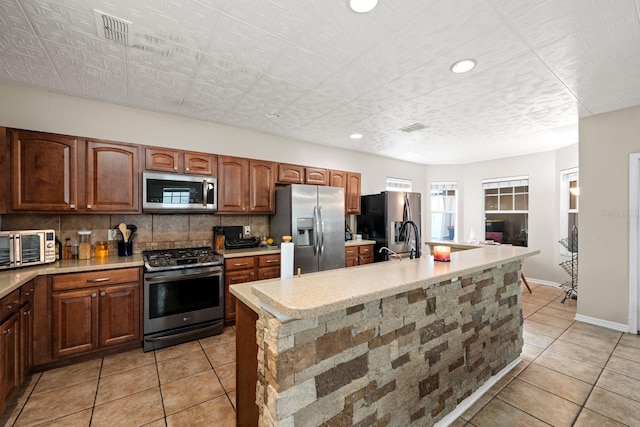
[
  {"xmin": 9, "ymin": 235, "xmax": 15, "ymax": 266},
  {"xmin": 202, "ymin": 180, "xmax": 208, "ymax": 208}
]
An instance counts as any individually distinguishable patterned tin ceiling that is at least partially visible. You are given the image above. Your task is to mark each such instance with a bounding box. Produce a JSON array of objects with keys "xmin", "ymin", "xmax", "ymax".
[{"xmin": 1, "ymin": 0, "xmax": 639, "ymax": 164}]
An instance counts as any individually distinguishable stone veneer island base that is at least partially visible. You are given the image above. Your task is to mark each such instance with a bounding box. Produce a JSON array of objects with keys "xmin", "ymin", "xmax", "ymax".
[{"xmin": 232, "ymin": 245, "xmax": 538, "ymax": 426}]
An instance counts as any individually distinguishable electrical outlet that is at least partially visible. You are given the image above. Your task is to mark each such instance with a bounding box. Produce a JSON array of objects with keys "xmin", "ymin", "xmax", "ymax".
[
  {"xmin": 107, "ymin": 229, "xmax": 117, "ymax": 241},
  {"xmin": 244, "ymin": 225, "xmax": 251, "ymax": 236}
]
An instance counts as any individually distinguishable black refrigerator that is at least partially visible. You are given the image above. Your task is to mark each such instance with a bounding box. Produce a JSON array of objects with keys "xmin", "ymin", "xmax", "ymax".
[{"xmin": 357, "ymin": 191, "xmax": 421, "ymax": 262}]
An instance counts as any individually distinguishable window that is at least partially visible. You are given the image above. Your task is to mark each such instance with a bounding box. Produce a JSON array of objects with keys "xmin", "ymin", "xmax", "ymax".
[
  {"xmin": 483, "ymin": 176, "xmax": 529, "ymax": 246},
  {"xmin": 430, "ymin": 182, "xmax": 457, "ymax": 241},
  {"xmin": 386, "ymin": 177, "xmax": 412, "ymax": 192},
  {"xmin": 560, "ymin": 168, "xmax": 578, "ymax": 254}
]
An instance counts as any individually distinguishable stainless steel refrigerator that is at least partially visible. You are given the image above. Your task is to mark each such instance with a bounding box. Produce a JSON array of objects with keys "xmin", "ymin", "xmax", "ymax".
[
  {"xmin": 357, "ymin": 191, "xmax": 421, "ymax": 262},
  {"xmin": 270, "ymin": 185, "xmax": 345, "ymax": 274}
]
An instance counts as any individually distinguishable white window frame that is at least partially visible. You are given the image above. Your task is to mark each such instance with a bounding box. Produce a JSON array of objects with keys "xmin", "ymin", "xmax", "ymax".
[
  {"xmin": 430, "ymin": 182, "xmax": 458, "ymax": 241},
  {"xmin": 482, "ymin": 176, "xmax": 529, "ymax": 246},
  {"xmin": 560, "ymin": 168, "xmax": 579, "ymax": 256}
]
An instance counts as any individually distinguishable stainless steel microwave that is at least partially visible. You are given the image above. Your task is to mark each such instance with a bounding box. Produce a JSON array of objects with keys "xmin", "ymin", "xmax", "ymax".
[
  {"xmin": 0, "ymin": 229, "xmax": 56, "ymax": 270},
  {"xmin": 142, "ymin": 172, "xmax": 217, "ymax": 213}
]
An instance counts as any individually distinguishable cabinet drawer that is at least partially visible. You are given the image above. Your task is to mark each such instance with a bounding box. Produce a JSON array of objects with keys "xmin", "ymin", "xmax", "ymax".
[
  {"xmin": 258, "ymin": 254, "xmax": 280, "ymax": 267},
  {"xmin": 51, "ymin": 268, "xmax": 140, "ymax": 291},
  {"xmin": 345, "ymin": 247, "xmax": 358, "ymax": 256},
  {"xmin": 225, "ymin": 257, "xmax": 256, "ymax": 271},
  {"xmin": 2, "ymin": 289, "xmax": 21, "ymax": 321},
  {"xmin": 20, "ymin": 282, "xmax": 36, "ymax": 305},
  {"xmin": 258, "ymin": 266, "xmax": 280, "ymax": 280},
  {"xmin": 359, "ymin": 245, "xmax": 373, "ymax": 255}
]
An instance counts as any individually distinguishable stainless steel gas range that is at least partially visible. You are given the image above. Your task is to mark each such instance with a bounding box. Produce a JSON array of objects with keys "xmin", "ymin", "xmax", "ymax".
[{"xmin": 142, "ymin": 247, "xmax": 224, "ymax": 352}]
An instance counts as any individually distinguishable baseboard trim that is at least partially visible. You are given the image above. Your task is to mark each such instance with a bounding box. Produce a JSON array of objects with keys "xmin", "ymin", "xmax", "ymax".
[
  {"xmin": 526, "ymin": 278, "xmax": 562, "ymax": 287},
  {"xmin": 434, "ymin": 357, "xmax": 522, "ymax": 427},
  {"xmin": 574, "ymin": 314, "xmax": 629, "ymax": 333}
]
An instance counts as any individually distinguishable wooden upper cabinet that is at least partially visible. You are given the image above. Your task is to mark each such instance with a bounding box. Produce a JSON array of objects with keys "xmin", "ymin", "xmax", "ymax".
[
  {"xmin": 217, "ymin": 155, "xmax": 248, "ymax": 212},
  {"xmin": 346, "ymin": 172, "xmax": 361, "ymax": 214},
  {"xmin": 249, "ymin": 160, "xmax": 275, "ymax": 213},
  {"xmin": 277, "ymin": 163, "xmax": 304, "ymax": 184},
  {"xmin": 184, "ymin": 152, "xmax": 216, "ymax": 175},
  {"xmin": 145, "ymin": 147, "xmax": 179, "ymax": 172},
  {"xmin": 145, "ymin": 146, "xmax": 215, "ymax": 176},
  {"xmin": 329, "ymin": 170, "xmax": 347, "ymax": 189},
  {"xmin": 10, "ymin": 130, "xmax": 80, "ymax": 211},
  {"xmin": 85, "ymin": 140, "xmax": 140, "ymax": 213},
  {"xmin": 218, "ymin": 156, "xmax": 275, "ymax": 214},
  {"xmin": 305, "ymin": 167, "xmax": 328, "ymax": 186}
]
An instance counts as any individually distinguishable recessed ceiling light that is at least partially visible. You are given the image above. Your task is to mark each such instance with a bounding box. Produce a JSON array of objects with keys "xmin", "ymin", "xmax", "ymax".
[
  {"xmin": 450, "ymin": 59, "xmax": 477, "ymax": 74},
  {"xmin": 265, "ymin": 112, "xmax": 281, "ymax": 118},
  {"xmin": 349, "ymin": 0, "xmax": 378, "ymax": 13},
  {"xmin": 350, "ymin": 133, "xmax": 363, "ymax": 139}
]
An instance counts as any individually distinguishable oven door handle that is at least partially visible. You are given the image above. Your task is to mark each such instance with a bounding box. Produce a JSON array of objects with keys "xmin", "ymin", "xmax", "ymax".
[{"xmin": 146, "ymin": 270, "xmax": 223, "ymax": 282}]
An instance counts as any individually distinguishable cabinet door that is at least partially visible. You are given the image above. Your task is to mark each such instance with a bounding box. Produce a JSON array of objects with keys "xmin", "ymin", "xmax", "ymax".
[
  {"xmin": 11, "ymin": 130, "xmax": 79, "ymax": 211},
  {"xmin": 0, "ymin": 314, "xmax": 20, "ymax": 412},
  {"xmin": 52, "ymin": 289, "xmax": 98, "ymax": 358},
  {"xmin": 224, "ymin": 269, "xmax": 255, "ymax": 324},
  {"xmin": 218, "ymin": 156, "xmax": 248, "ymax": 213},
  {"xmin": 346, "ymin": 172, "xmax": 361, "ymax": 214},
  {"xmin": 184, "ymin": 152, "xmax": 216, "ymax": 176},
  {"xmin": 329, "ymin": 170, "xmax": 347, "ymax": 188},
  {"xmin": 345, "ymin": 246, "xmax": 358, "ymax": 268},
  {"xmin": 305, "ymin": 167, "xmax": 328, "ymax": 186},
  {"xmin": 258, "ymin": 266, "xmax": 280, "ymax": 280},
  {"xmin": 358, "ymin": 245, "xmax": 374, "ymax": 265},
  {"xmin": 249, "ymin": 160, "xmax": 275, "ymax": 213},
  {"xmin": 277, "ymin": 163, "xmax": 304, "ymax": 184},
  {"xmin": 85, "ymin": 140, "xmax": 140, "ymax": 212},
  {"xmin": 145, "ymin": 147, "xmax": 179, "ymax": 173},
  {"xmin": 19, "ymin": 302, "xmax": 33, "ymax": 383},
  {"xmin": 99, "ymin": 283, "xmax": 140, "ymax": 347}
]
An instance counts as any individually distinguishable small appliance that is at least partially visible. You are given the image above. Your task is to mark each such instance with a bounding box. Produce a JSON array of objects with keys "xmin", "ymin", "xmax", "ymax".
[
  {"xmin": 142, "ymin": 172, "xmax": 217, "ymax": 212},
  {"xmin": 214, "ymin": 226, "xmax": 258, "ymax": 250},
  {"xmin": 0, "ymin": 229, "xmax": 56, "ymax": 270}
]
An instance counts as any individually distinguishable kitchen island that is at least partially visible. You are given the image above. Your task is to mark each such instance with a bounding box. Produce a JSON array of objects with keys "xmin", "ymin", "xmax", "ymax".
[{"xmin": 231, "ymin": 244, "xmax": 538, "ymax": 426}]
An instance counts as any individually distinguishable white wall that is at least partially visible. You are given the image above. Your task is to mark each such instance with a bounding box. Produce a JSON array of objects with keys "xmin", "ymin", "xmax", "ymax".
[
  {"xmin": 425, "ymin": 145, "xmax": 579, "ymax": 284},
  {"xmin": 0, "ymin": 82, "xmax": 426, "ymax": 203},
  {"xmin": 579, "ymin": 105, "xmax": 640, "ymax": 326}
]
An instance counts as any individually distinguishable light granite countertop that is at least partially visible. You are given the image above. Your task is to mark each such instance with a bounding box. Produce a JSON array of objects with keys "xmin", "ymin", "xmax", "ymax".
[
  {"xmin": 0, "ymin": 255, "xmax": 144, "ymax": 299},
  {"xmin": 345, "ymin": 239, "xmax": 376, "ymax": 246},
  {"xmin": 247, "ymin": 245, "xmax": 539, "ymax": 320}
]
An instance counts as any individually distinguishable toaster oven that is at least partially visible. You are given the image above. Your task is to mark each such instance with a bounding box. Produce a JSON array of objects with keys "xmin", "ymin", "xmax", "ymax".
[{"xmin": 0, "ymin": 229, "xmax": 56, "ymax": 270}]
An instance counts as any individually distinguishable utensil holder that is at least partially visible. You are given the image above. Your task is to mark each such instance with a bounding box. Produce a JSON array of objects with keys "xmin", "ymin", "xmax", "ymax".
[{"xmin": 117, "ymin": 240, "xmax": 134, "ymax": 257}]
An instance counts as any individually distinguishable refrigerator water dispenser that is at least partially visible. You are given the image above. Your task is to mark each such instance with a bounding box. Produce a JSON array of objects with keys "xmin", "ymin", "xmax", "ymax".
[{"xmin": 296, "ymin": 217, "xmax": 315, "ymax": 247}]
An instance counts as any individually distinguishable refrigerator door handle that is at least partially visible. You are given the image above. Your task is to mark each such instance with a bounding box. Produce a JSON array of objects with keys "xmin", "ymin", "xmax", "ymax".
[
  {"xmin": 313, "ymin": 206, "xmax": 319, "ymax": 255},
  {"xmin": 318, "ymin": 206, "xmax": 324, "ymax": 256}
]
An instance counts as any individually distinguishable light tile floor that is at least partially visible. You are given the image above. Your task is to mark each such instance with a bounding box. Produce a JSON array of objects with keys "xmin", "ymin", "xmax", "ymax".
[{"xmin": 2, "ymin": 282, "xmax": 640, "ymax": 426}]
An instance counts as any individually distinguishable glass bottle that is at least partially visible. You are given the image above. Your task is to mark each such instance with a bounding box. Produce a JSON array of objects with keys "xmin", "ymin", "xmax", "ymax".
[{"xmin": 63, "ymin": 238, "xmax": 72, "ymax": 260}]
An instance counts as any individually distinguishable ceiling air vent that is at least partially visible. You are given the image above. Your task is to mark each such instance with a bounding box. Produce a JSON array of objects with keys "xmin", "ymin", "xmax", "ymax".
[
  {"xmin": 398, "ymin": 123, "xmax": 428, "ymax": 133},
  {"xmin": 94, "ymin": 10, "xmax": 133, "ymax": 46}
]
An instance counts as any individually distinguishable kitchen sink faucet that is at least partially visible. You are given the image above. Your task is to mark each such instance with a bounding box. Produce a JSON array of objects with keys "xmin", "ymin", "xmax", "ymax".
[{"xmin": 399, "ymin": 220, "xmax": 421, "ymax": 259}]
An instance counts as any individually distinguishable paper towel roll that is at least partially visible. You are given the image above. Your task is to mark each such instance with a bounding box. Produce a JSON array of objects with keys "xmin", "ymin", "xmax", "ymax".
[{"xmin": 280, "ymin": 242, "xmax": 294, "ymax": 279}]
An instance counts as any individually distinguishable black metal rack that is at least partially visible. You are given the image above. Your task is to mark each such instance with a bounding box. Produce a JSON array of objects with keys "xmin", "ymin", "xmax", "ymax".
[{"xmin": 558, "ymin": 225, "xmax": 578, "ymax": 303}]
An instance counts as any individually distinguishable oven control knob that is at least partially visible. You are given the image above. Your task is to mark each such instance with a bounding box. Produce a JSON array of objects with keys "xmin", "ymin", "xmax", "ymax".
[
  {"xmin": 160, "ymin": 258, "xmax": 167, "ymax": 266},
  {"xmin": 169, "ymin": 259, "xmax": 177, "ymax": 266}
]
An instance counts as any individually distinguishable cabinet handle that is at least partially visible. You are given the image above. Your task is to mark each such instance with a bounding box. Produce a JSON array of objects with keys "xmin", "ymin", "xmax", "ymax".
[
  {"xmin": 87, "ymin": 204, "xmax": 92, "ymax": 209},
  {"xmin": 100, "ymin": 291, "xmax": 106, "ymax": 296},
  {"xmin": 87, "ymin": 277, "xmax": 111, "ymax": 283},
  {"xmin": 185, "ymin": 167, "xmax": 190, "ymax": 171},
  {"xmin": 70, "ymin": 204, "xmax": 76, "ymax": 209},
  {"xmin": 23, "ymin": 310, "xmax": 30, "ymax": 316},
  {"xmin": 174, "ymin": 166, "xmax": 178, "ymax": 170},
  {"xmin": 265, "ymin": 259, "xmax": 278, "ymax": 263},
  {"xmin": 91, "ymin": 293, "xmax": 97, "ymax": 298},
  {"xmin": 233, "ymin": 263, "xmax": 248, "ymax": 267},
  {"xmin": 4, "ymin": 328, "xmax": 11, "ymax": 334},
  {"xmin": 242, "ymin": 207, "xmax": 246, "ymax": 211},
  {"xmin": 250, "ymin": 272, "xmax": 254, "ymax": 276}
]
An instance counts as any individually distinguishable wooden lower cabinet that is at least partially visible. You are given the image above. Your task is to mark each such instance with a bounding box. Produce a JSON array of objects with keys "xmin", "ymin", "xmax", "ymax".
[
  {"xmin": 345, "ymin": 244, "xmax": 374, "ymax": 267},
  {"xmin": 224, "ymin": 254, "xmax": 280, "ymax": 324},
  {"xmin": 235, "ymin": 299, "xmax": 259, "ymax": 426},
  {"xmin": 0, "ymin": 313, "xmax": 20, "ymax": 414},
  {"xmin": 50, "ymin": 268, "xmax": 141, "ymax": 360},
  {"xmin": 19, "ymin": 301, "xmax": 33, "ymax": 383}
]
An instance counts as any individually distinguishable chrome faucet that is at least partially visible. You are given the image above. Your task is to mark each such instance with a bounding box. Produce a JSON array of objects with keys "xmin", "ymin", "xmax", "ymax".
[
  {"xmin": 399, "ymin": 220, "xmax": 421, "ymax": 259},
  {"xmin": 379, "ymin": 246, "xmax": 402, "ymax": 260}
]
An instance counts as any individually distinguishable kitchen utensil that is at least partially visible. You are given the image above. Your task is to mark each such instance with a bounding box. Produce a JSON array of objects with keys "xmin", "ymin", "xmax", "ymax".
[{"xmin": 118, "ymin": 223, "xmax": 128, "ymax": 241}]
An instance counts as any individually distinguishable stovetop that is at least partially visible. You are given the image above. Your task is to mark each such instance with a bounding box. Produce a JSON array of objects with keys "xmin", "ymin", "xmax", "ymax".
[{"xmin": 142, "ymin": 247, "xmax": 223, "ymax": 271}]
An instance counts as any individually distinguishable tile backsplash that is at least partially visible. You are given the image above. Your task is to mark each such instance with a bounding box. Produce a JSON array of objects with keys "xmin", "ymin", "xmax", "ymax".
[{"xmin": 0, "ymin": 213, "xmax": 271, "ymax": 255}]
